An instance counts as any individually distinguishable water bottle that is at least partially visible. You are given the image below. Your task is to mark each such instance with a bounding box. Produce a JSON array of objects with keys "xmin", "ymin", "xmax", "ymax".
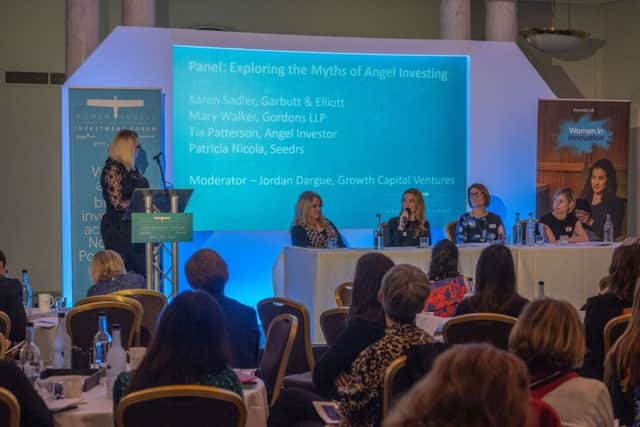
[
  {"xmin": 525, "ymin": 212, "xmax": 536, "ymax": 246},
  {"xmin": 21, "ymin": 269, "xmax": 33, "ymax": 311},
  {"xmin": 92, "ymin": 312, "xmax": 112, "ymax": 369},
  {"xmin": 373, "ymin": 213, "xmax": 384, "ymax": 250},
  {"xmin": 466, "ymin": 277, "xmax": 474, "ymax": 295},
  {"xmin": 512, "ymin": 212, "xmax": 522, "ymax": 245},
  {"xmin": 19, "ymin": 322, "xmax": 41, "ymax": 384},
  {"xmin": 106, "ymin": 324, "xmax": 127, "ymax": 400},
  {"xmin": 52, "ymin": 312, "xmax": 66, "ymax": 369},
  {"xmin": 603, "ymin": 213, "xmax": 614, "ymax": 242},
  {"xmin": 537, "ymin": 281, "xmax": 545, "ymax": 299}
]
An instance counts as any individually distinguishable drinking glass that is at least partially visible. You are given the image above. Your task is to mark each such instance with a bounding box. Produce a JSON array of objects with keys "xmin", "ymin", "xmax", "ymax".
[
  {"xmin": 419, "ymin": 237, "xmax": 430, "ymax": 248},
  {"xmin": 326, "ymin": 238, "xmax": 337, "ymax": 249}
]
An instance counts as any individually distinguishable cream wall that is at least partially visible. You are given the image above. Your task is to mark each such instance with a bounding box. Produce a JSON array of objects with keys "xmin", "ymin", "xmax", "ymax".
[{"xmin": 1, "ymin": 0, "xmax": 638, "ymax": 293}]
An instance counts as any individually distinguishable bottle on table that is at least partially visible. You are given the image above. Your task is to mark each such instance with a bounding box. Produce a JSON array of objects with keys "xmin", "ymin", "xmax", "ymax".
[
  {"xmin": 525, "ymin": 212, "xmax": 536, "ymax": 246},
  {"xmin": 373, "ymin": 213, "xmax": 384, "ymax": 250},
  {"xmin": 21, "ymin": 269, "xmax": 33, "ymax": 313},
  {"xmin": 92, "ymin": 312, "xmax": 112, "ymax": 369},
  {"xmin": 466, "ymin": 277, "xmax": 474, "ymax": 295},
  {"xmin": 537, "ymin": 281, "xmax": 545, "ymax": 299},
  {"xmin": 603, "ymin": 213, "xmax": 614, "ymax": 242},
  {"xmin": 512, "ymin": 212, "xmax": 522, "ymax": 245},
  {"xmin": 19, "ymin": 322, "xmax": 41, "ymax": 384},
  {"xmin": 106, "ymin": 324, "xmax": 127, "ymax": 400},
  {"xmin": 52, "ymin": 312, "xmax": 66, "ymax": 369}
]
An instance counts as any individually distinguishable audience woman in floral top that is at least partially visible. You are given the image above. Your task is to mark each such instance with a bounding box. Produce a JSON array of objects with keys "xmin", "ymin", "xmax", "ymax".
[{"xmin": 424, "ymin": 239, "xmax": 467, "ymax": 317}]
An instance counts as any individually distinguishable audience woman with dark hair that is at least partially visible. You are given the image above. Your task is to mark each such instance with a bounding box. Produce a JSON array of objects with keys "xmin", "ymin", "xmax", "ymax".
[
  {"xmin": 423, "ymin": 239, "xmax": 466, "ymax": 317},
  {"xmin": 455, "ymin": 244, "xmax": 529, "ymax": 317},
  {"xmin": 185, "ymin": 249, "xmax": 260, "ymax": 368},
  {"xmin": 0, "ymin": 250, "xmax": 27, "ymax": 343},
  {"xmin": 387, "ymin": 188, "xmax": 431, "ymax": 247},
  {"xmin": 113, "ymin": 290, "xmax": 242, "ymax": 404},
  {"xmin": 582, "ymin": 239, "xmax": 640, "ymax": 380},
  {"xmin": 539, "ymin": 188, "xmax": 588, "ymax": 243},
  {"xmin": 337, "ymin": 264, "xmax": 432, "ymax": 427},
  {"xmin": 290, "ymin": 191, "xmax": 346, "ymax": 248},
  {"xmin": 455, "ymin": 183, "xmax": 505, "ymax": 243},
  {"xmin": 510, "ymin": 298, "xmax": 614, "ymax": 427}
]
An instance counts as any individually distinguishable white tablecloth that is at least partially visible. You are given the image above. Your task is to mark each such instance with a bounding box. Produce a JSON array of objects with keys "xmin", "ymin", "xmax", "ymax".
[
  {"xmin": 273, "ymin": 244, "xmax": 617, "ymax": 343},
  {"xmin": 53, "ymin": 378, "xmax": 269, "ymax": 427}
]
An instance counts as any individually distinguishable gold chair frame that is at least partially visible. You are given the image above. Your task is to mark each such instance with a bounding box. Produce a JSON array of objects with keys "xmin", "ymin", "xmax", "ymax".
[
  {"xmin": 264, "ymin": 313, "xmax": 298, "ymax": 406},
  {"xmin": 66, "ymin": 301, "xmax": 141, "ymax": 349},
  {"xmin": 334, "ymin": 282, "xmax": 353, "ymax": 307},
  {"xmin": 114, "ymin": 289, "xmax": 167, "ymax": 343},
  {"xmin": 604, "ymin": 313, "xmax": 632, "ymax": 355},
  {"xmin": 319, "ymin": 307, "xmax": 349, "ymax": 345},
  {"xmin": 257, "ymin": 297, "xmax": 315, "ymax": 372},
  {"xmin": 442, "ymin": 313, "xmax": 518, "ymax": 344},
  {"xmin": 75, "ymin": 295, "xmax": 144, "ymax": 346},
  {"xmin": 114, "ymin": 385, "xmax": 247, "ymax": 427},
  {"xmin": 0, "ymin": 387, "xmax": 20, "ymax": 427},
  {"xmin": 383, "ymin": 355, "xmax": 407, "ymax": 418},
  {"xmin": 0, "ymin": 311, "xmax": 10, "ymax": 340}
]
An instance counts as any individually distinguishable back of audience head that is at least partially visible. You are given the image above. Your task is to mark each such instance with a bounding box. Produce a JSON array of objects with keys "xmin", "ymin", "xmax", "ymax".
[
  {"xmin": 606, "ymin": 240, "xmax": 640, "ymax": 303},
  {"xmin": 605, "ymin": 277, "xmax": 640, "ymax": 386},
  {"xmin": 509, "ymin": 297, "xmax": 584, "ymax": 377},
  {"xmin": 474, "ymin": 244, "xmax": 517, "ymax": 311},
  {"xmin": 185, "ymin": 249, "xmax": 229, "ymax": 296},
  {"xmin": 380, "ymin": 264, "xmax": 430, "ymax": 324},
  {"xmin": 0, "ymin": 249, "xmax": 6, "ymax": 276},
  {"xmin": 427, "ymin": 239, "xmax": 459, "ymax": 282},
  {"xmin": 384, "ymin": 343, "xmax": 529, "ymax": 427},
  {"xmin": 129, "ymin": 290, "xmax": 229, "ymax": 392},
  {"xmin": 90, "ymin": 250, "xmax": 125, "ymax": 284},
  {"xmin": 349, "ymin": 252, "xmax": 394, "ymax": 325}
]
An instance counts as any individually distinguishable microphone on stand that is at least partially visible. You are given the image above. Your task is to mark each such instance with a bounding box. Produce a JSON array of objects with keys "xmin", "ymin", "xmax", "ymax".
[
  {"xmin": 152, "ymin": 152, "xmax": 163, "ymax": 161},
  {"xmin": 153, "ymin": 152, "xmax": 168, "ymax": 190}
]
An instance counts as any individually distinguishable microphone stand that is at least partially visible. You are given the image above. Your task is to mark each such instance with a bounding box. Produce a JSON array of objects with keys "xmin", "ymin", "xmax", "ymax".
[{"xmin": 154, "ymin": 153, "xmax": 168, "ymax": 191}]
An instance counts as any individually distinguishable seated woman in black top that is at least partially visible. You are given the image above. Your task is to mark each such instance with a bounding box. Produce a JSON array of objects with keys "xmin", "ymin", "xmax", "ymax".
[
  {"xmin": 539, "ymin": 188, "xmax": 588, "ymax": 243},
  {"xmin": 456, "ymin": 183, "xmax": 505, "ymax": 243},
  {"xmin": 268, "ymin": 252, "xmax": 394, "ymax": 427},
  {"xmin": 290, "ymin": 191, "xmax": 346, "ymax": 248},
  {"xmin": 387, "ymin": 188, "xmax": 431, "ymax": 247},
  {"xmin": 455, "ymin": 244, "xmax": 529, "ymax": 318}
]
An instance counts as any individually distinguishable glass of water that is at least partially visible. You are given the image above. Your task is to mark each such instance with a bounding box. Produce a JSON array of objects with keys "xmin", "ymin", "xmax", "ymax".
[
  {"xmin": 419, "ymin": 237, "xmax": 430, "ymax": 248},
  {"xmin": 326, "ymin": 238, "xmax": 337, "ymax": 249}
]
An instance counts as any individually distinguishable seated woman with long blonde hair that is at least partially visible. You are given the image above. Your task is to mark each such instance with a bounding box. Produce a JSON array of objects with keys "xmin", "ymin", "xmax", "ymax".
[
  {"xmin": 387, "ymin": 188, "xmax": 431, "ymax": 247},
  {"xmin": 290, "ymin": 191, "xmax": 346, "ymax": 248}
]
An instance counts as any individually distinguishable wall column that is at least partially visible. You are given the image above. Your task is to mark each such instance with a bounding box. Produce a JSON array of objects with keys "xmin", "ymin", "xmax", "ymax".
[
  {"xmin": 440, "ymin": 0, "xmax": 471, "ymax": 40},
  {"xmin": 122, "ymin": 0, "xmax": 157, "ymax": 27},
  {"xmin": 65, "ymin": 0, "xmax": 100, "ymax": 77},
  {"xmin": 486, "ymin": 0, "xmax": 518, "ymax": 42}
]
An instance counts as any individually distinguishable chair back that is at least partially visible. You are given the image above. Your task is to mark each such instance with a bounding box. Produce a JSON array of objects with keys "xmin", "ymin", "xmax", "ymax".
[
  {"xmin": 75, "ymin": 295, "xmax": 144, "ymax": 346},
  {"xmin": 0, "ymin": 387, "xmax": 20, "ymax": 427},
  {"xmin": 114, "ymin": 290, "xmax": 166, "ymax": 346},
  {"xmin": 257, "ymin": 313, "xmax": 298, "ymax": 406},
  {"xmin": 257, "ymin": 297, "xmax": 314, "ymax": 374},
  {"xmin": 442, "ymin": 313, "xmax": 517, "ymax": 350},
  {"xmin": 115, "ymin": 385, "xmax": 246, "ymax": 427},
  {"xmin": 604, "ymin": 313, "xmax": 632, "ymax": 354},
  {"xmin": 0, "ymin": 311, "xmax": 10, "ymax": 340},
  {"xmin": 383, "ymin": 355, "xmax": 407, "ymax": 418},
  {"xmin": 320, "ymin": 307, "xmax": 349, "ymax": 346},
  {"xmin": 445, "ymin": 221, "xmax": 457, "ymax": 242},
  {"xmin": 334, "ymin": 282, "xmax": 353, "ymax": 307}
]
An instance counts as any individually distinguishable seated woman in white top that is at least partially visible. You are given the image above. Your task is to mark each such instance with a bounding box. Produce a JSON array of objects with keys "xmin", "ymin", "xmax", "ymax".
[{"xmin": 509, "ymin": 298, "xmax": 615, "ymax": 427}]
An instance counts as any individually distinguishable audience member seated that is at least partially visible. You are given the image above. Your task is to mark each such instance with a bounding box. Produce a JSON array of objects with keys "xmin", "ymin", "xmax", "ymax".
[
  {"xmin": 0, "ymin": 250, "xmax": 27, "ymax": 342},
  {"xmin": 454, "ymin": 244, "xmax": 529, "ymax": 318},
  {"xmin": 113, "ymin": 290, "xmax": 242, "ymax": 404},
  {"xmin": 384, "ymin": 344, "xmax": 533, "ymax": 427},
  {"xmin": 582, "ymin": 239, "xmax": 640, "ymax": 380},
  {"xmin": 86, "ymin": 250, "xmax": 145, "ymax": 297},
  {"xmin": 268, "ymin": 252, "xmax": 394, "ymax": 427},
  {"xmin": 290, "ymin": 191, "xmax": 346, "ymax": 248},
  {"xmin": 185, "ymin": 249, "xmax": 260, "ymax": 368},
  {"xmin": 510, "ymin": 298, "xmax": 615, "ymax": 427},
  {"xmin": 337, "ymin": 264, "xmax": 432, "ymax": 427},
  {"xmin": 539, "ymin": 188, "xmax": 588, "ymax": 243},
  {"xmin": 0, "ymin": 360, "xmax": 53, "ymax": 427},
  {"xmin": 423, "ymin": 239, "xmax": 466, "ymax": 317},
  {"xmin": 387, "ymin": 188, "xmax": 431, "ymax": 247},
  {"xmin": 605, "ymin": 278, "xmax": 640, "ymax": 426},
  {"xmin": 455, "ymin": 183, "xmax": 505, "ymax": 243}
]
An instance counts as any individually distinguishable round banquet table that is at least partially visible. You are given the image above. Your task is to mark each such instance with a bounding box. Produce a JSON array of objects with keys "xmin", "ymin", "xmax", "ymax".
[{"xmin": 53, "ymin": 377, "xmax": 269, "ymax": 427}]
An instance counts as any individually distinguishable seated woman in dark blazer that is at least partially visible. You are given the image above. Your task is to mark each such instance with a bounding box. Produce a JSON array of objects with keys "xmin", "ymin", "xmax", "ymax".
[
  {"xmin": 290, "ymin": 191, "xmax": 346, "ymax": 248},
  {"xmin": 387, "ymin": 188, "xmax": 431, "ymax": 247},
  {"xmin": 455, "ymin": 244, "xmax": 529, "ymax": 318},
  {"xmin": 456, "ymin": 183, "xmax": 505, "ymax": 243}
]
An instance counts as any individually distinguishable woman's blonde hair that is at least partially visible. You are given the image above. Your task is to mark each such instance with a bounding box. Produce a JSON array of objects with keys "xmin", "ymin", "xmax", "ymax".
[
  {"xmin": 90, "ymin": 250, "xmax": 126, "ymax": 283},
  {"xmin": 291, "ymin": 191, "xmax": 324, "ymax": 227},
  {"xmin": 509, "ymin": 298, "xmax": 585, "ymax": 375},
  {"xmin": 605, "ymin": 277, "xmax": 640, "ymax": 387},
  {"xmin": 108, "ymin": 129, "xmax": 139, "ymax": 170},
  {"xmin": 400, "ymin": 188, "xmax": 427, "ymax": 236},
  {"xmin": 384, "ymin": 343, "xmax": 529, "ymax": 427}
]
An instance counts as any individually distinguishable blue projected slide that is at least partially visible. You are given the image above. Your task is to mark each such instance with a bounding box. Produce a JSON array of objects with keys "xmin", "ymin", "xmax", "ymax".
[{"xmin": 173, "ymin": 46, "xmax": 468, "ymax": 232}]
